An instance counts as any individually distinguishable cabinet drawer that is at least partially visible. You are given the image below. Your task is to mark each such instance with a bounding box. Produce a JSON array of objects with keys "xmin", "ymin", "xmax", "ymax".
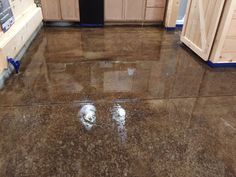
[
  {"xmin": 145, "ymin": 7, "xmax": 165, "ymax": 21},
  {"xmin": 147, "ymin": 0, "xmax": 166, "ymax": 8}
]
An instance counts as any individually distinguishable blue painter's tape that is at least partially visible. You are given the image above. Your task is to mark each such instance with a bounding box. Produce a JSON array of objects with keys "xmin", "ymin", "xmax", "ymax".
[
  {"xmin": 207, "ymin": 61, "xmax": 236, "ymax": 68},
  {"xmin": 7, "ymin": 57, "xmax": 21, "ymax": 73},
  {"xmin": 165, "ymin": 24, "xmax": 183, "ymax": 31},
  {"xmin": 80, "ymin": 24, "xmax": 104, "ymax": 27},
  {"xmin": 176, "ymin": 24, "xmax": 183, "ymax": 28},
  {"xmin": 165, "ymin": 27, "xmax": 176, "ymax": 31}
]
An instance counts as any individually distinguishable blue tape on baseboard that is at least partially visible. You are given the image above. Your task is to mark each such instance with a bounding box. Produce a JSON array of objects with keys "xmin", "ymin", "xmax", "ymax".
[
  {"xmin": 165, "ymin": 27, "xmax": 176, "ymax": 31},
  {"xmin": 165, "ymin": 25, "xmax": 183, "ymax": 31},
  {"xmin": 207, "ymin": 61, "xmax": 236, "ymax": 68},
  {"xmin": 176, "ymin": 24, "xmax": 183, "ymax": 28},
  {"xmin": 7, "ymin": 57, "xmax": 21, "ymax": 73},
  {"xmin": 80, "ymin": 24, "xmax": 104, "ymax": 27}
]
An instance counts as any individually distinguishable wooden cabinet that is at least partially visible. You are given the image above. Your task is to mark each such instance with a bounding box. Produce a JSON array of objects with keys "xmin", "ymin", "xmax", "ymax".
[
  {"xmin": 41, "ymin": 0, "xmax": 166, "ymax": 23},
  {"xmin": 181, "ymin": 0, "xmax": 236, "ymax": 64},
  {"xmin": 60, "ymin": 0, "xmax": 80, "ymax": 21},
  {"xmin": 147, "ymin": 0, "xmax": 166, "ymax": 7},
  {"xmin": 105, "ymin": 0, "xmax": 144, "ymax": 21},
  {"xmin": 144, "ymin": 0, "xmax": 166, "ymax": 21},
  {"xmin": 41, "ymin": 0, "xmax": 61, "ymax": 21},
  {"xmin": 181, "ymin": 0, "xmax": 225, "ymax": 60},
  {"xmin": 124, "ymin": 0, "xmax": 144, "ymax": 20},
  {"xmin": 105, "ymin": 0, "xmax": 123, "ymax": 21},
  {"xmin": 41, "ymin": 0, "xmax": 80, "ymax": 21},
  {"xmin": 105, "ymin": 0, "xmax": 166, "ymax": 22},
  {"xmin": 145, "ymin": 8, "xmax": 165, "ymax": 21}
]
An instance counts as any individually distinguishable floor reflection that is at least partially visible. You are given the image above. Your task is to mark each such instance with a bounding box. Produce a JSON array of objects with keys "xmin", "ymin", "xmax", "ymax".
[
  {"xmin": 0, "ymin": 27, "xmax": 235, "ymax": 177},
  {"xmin": 0, "ymin": 27, "xmax": 235, "ymax": 107},
  {"xmin": 79, "ymin": 103, "xmax": 96, "ymax": 130},
  {"xmin": 112, "ymin": 104, "xmax": 127, "ymax": 143}
]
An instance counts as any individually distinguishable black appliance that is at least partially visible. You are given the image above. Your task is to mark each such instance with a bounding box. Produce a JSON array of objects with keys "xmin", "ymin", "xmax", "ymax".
[{"xmin": 79, "ymin": 0, "xmax": 104, "ymax": 26}]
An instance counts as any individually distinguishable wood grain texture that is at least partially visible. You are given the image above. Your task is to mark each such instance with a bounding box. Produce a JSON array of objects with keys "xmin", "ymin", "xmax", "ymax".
[
  {"xmin": 164, "ymin": 0, "xmax": 181, "ymax": 27},
  {"xmin": 181, "ymin": 0, "xmax": 225, "ymax": 61},
  {"xmin": 210, "ymin": 0, "xmax": 236, "ymax": 63},
  {"xmin": 124, "ymin": 0, "xmax": 145, "ymax": 20},
  {"xmin": 147, "ymin": 0, "xmax": 166, "ymax": 7},
  {"xmin": 145, "ymin": 7, "xmax": 165, "ymax": 21},
  {"xmin": 60, "ymin": 0, "xmax": 80, "ymax": 21},
  {"xmin": 41, "ymin": 0, "xmax": 62, "ymax": 21},
  {"xmin": 105, "ymin": 0, "xmax": 124, "ymax": 21}
]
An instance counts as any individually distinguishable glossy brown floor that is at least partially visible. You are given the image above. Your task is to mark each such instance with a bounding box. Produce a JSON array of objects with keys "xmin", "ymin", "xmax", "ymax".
[{"xmin": 0, "ymin": 27, "xmax": 235, "ymax": 177}]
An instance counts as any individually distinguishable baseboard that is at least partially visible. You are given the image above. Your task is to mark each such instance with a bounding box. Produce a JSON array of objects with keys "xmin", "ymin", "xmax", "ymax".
[
  {"xmin": 0, "ymin": 22, "xmax": 43, "ymax": 90},
  {"xmin": 207, "ymin": 60, "xmax": 236, "ymax": 68},
  {"xmin": 44, "ymin": 21, "xmax": 164, "ymax": 27},
  {"xmin": 176, "ymin": 24, "xmax": 183, "ymax": 28},
  {"xmin": 165, "ymin": 25, "xmax": 183, "ymax": 31},
  {"xmin": 105, "ymin": 21, "xmax": 163, "ymax": 26},
  {"xmin": 44, "ymin": 21, "xmax": 80, "ymax": 27},
  {"xmin": 165, "ymin": 27, "xmax": 176, "ymax": 31},
  {"xmin": 80, "ymin": 23, "xmax": 104, "ymax": 27}
]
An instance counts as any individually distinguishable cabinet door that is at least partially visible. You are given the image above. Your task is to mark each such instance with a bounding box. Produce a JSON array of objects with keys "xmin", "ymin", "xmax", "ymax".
[
  {"xmin": 145, "ymin": 8, "xmax": 165, "ymax": 21},
  {"xmin": 147, "ymin": 0, "xmax": 166, "ymax": 7},
  {"xmin": 60, "ymin": 0, "xmax": 80, "ymax": 21},
  {"xmin": 124, "ymin": 0, "xmax": 145, "ymax": 20},
  {"xmin": 181, "ymin": 0, "xmax": 225, "ymax": 60},
  {"xmin": 41, "ymin": 0, "xmax": 62, "ymax": 21},
  {"xmin": 105, "ymin": 0, "xmax": 123, "ymax": 21}
]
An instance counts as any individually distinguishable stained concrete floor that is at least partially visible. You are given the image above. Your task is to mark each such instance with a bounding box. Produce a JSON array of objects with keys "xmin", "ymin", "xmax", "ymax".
[{"xmin": 0, "ymin": 27, "xmax": 236, "ymax": 177}]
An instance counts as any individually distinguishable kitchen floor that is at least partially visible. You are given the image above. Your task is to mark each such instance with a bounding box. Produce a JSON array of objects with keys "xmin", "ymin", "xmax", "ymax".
[{"xmin": 0, "ymin": 27, "xmax": 235, "ymax": 177}]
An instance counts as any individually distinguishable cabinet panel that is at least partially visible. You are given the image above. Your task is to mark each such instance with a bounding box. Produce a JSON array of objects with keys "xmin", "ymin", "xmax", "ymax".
[
  {"xmin": 147, "ymin": 0, "xmax": 166, "ymax": 7},
  {"xmin": 60, "ymin": 0, "xmax": 80, "ymax": 21},
  {"xmin": 145, "ymin": 8, "xmax": 165, "ymax": 21},
  {"xmin": 41, "ymin": 0, "xmax": 62, "ymax": 21},
  {"xmin": 181, "ymin": 0, "xmax": 225, "ymax": 61},
  {"xmin": 227, "ymin": 19, "xmax": 236, "ymax": 37},
  {"xmin": 105, "ymin": 0, "xmax": 123, "ymax": 20},
  {"xmin": 124, "ymin": 0, "xmax": 144, "ymax": 20}
]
